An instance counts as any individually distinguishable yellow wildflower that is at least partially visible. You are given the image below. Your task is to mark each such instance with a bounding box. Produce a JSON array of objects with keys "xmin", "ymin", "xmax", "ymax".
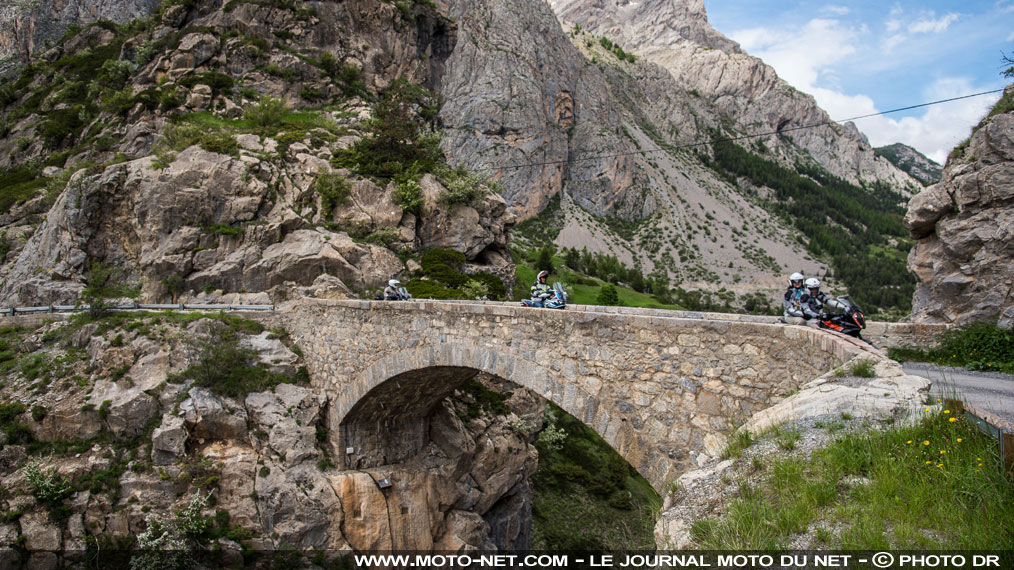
[
  {"xmin": 957, "ymin": 438, "xmax": 963, "ymax": 443},
  {"xmin": 923, "ymin": 441, "xmax": 930, "ymax": 446},
  {"xmin": 944, "ymin": 410, "xmax": 951, "ymax": 414},
  {"xmin": 940, "ymin": 450, "xmax": 946, "ymax": 454},
  {"xmin": 949, "ymin": 418, "xmax": 957, "ymax": 423}
]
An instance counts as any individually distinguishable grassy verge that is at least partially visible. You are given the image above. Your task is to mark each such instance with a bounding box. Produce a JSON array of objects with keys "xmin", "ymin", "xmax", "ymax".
[
  {"xmin": 691, "ymin": 410, "xmax": 1013, "ymax": 549},
  {"xmin": 888, "ymin": 321, "xmax": 1014, "ymax": 374}
]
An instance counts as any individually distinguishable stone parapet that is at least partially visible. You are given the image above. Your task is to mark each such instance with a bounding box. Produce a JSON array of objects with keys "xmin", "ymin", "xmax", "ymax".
[{"xmin": 282, "ymin": 298, "xmax": 891, "ymax": 490}]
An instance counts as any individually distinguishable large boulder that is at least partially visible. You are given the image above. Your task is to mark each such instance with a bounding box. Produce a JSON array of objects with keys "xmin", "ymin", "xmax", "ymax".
[
  {"xmin": 151, "ymin": 414, "xmax": 188, "ymax": 466},
  {"xmin": 905, "ymin": 89, "xmax": 1014, "ymax": 326},
  {"xmin": 180, "ymin": 388, "xmax": 248, "ymax": 441},
  {"xmin": 245, "ymin": 385, "xmax": 324, "ymax": 465}
]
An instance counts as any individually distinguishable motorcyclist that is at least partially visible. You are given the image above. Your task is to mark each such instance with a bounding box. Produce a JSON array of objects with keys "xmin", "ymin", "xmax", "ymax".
[
  {"xmin": 781, "ymin": 272, "xmax": 806, "ymax": 324},
  {"xmin": 530, "ymin": 270, "xmax": 553, "ymax": 307},
  {"xmin": 800, "ymin": 278, "xmax": 844, "ymax": 322},
  {"xmin": 384, "ymin": 279, "xmax": 407, "ymax": 300}
]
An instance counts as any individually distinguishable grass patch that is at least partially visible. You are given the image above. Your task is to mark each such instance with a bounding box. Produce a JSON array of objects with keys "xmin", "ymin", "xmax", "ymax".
[
  {"xmin": 848, "ymin": 359, "xmax": 876, "ymax": 378},
  {"xmin": 888, "ymin": 320, "xmax": 1014, "ymax": 373},
  {"xmin": 691, "ymin": 410, "xmax": 1014, "ymax": 548},
  {"xmin": 722, "ymin": 429, "xmax": 754, "ymax": 459}
]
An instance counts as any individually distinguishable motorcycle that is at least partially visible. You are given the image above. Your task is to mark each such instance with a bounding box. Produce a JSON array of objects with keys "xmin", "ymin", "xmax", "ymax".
[
  {"xmin": 818, "ymin": 295, "xmax": 869, "ymax": 342},
  {"xmin": 521, "ymin": 282, "xmax": 567, "ymax": 309},
  {"xmin": 375, "ymin": 287, "xmax": 412, "ymax": 301}
]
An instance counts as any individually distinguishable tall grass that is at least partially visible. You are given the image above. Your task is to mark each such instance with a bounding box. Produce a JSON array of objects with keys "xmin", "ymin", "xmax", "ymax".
[{"xmin": 692, "ymin": 410, "xmax": 1013, "ymax": 548}]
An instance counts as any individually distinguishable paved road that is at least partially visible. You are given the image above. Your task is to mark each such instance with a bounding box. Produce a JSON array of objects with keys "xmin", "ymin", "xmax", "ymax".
[{"xmin": 902, "ymin": 363, "xmax": 1014, "ymax": 426}]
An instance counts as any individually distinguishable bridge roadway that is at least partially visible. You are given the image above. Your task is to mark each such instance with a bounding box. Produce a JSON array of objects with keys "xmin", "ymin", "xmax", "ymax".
[{"xmin": 280, "ymin": 298, "xmax": 943, "ymax": 490}]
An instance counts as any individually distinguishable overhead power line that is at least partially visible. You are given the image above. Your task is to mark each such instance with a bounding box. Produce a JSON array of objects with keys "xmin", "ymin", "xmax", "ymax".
[{"xmin": 474, "ymin": 88, "xmax": 1006, "ymax": 173}]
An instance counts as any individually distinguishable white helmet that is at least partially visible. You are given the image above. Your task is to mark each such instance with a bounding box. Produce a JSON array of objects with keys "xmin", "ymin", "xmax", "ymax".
[
  {"xmin": 388, "ymin": 279, "xmax": 399, "ymax": 287},
  {"xmin": 789, "ymin": 272, "xmax": 804, "ymax": 285},
  {"xmin": 804, "ymin": 278, "xmax": 820, "ymax": 289}
]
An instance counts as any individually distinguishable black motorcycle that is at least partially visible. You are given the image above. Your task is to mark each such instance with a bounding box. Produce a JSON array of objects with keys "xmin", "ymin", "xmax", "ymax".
[{"xmin": 818, "ymin": 295, "xmax": 870, "ymax": 343}]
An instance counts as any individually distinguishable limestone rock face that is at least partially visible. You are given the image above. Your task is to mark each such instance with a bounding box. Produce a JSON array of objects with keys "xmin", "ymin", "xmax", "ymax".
[
  {"xmin": 0, "ymin": 0, "xmax": 160, "ymax": 77},
  {"xmin": 439, "ymin": 0, "xmax": 625, "ymax": 220},
  {"xmin": 905, "ymin": 87, "xmax": 1014, "ymax": 327},
  {"xmin": 546, "ymin": 0, "xmax": 915, "ymax": 190}
]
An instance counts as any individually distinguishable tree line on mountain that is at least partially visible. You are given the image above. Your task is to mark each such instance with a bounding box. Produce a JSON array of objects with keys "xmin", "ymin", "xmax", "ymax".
[{"xmin": 702, "ymin": 133, "xmax": 915, "ymax": 313}]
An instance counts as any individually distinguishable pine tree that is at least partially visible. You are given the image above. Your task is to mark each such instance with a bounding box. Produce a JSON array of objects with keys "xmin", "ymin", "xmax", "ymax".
[{"xmin": 596, "ymin": 284, "xmax": 619, "ymax": 306}]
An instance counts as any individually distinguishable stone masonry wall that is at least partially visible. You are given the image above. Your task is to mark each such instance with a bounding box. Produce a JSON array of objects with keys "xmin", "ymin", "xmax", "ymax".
[{"xmin": 284, "ymin": 299, "xmax": 884, "ymax": 490}]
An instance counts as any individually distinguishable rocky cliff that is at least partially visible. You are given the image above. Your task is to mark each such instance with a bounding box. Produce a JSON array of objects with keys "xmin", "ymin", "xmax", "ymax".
[
  {"xmin": 905, "ymin": 85, "xmax": 1014, "ymax": 327},
  {"xmin": 547, "ymin": 0, "xmax": 914, "ymax": 190},
  {"xmin": 0, "ymin": 314, "xmax": 540, "ymax": 561},
  {"xmin": 0, "ymin": 0, "xmax": 160, "ymax": 77},
  {"xmin": 0, "ymin": 0, "xmax": 515, "ymax": 308}
]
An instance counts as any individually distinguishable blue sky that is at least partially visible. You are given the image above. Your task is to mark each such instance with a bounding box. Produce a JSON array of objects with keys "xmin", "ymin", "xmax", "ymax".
[{"xmin": 703, "ymin": 0, "xmax": 1013, "ymax": 163}]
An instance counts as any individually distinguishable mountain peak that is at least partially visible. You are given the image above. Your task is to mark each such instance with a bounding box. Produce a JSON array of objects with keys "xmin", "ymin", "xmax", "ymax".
[
  {"xmin": 876, "ymin": 143, "xmax": 942, "ymax": 186},
  {"xmin": 549, "ymin": 0, "xmax": 741, "ymax": 54}
]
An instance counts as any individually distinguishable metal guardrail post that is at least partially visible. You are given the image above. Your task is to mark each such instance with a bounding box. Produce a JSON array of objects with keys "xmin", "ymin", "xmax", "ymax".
[{"xmin": 1002, "ymin": 430, "xmax": 1013, "ymax": 474}]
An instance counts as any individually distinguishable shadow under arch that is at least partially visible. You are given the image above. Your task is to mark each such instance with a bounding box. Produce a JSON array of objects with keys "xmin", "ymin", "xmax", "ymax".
[{"xmin": 335, "ymin": 344, "xmax": 669, "ymax": 487}]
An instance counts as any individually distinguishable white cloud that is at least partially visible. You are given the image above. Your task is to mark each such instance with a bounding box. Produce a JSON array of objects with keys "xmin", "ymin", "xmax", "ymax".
[
  {"xmin": 1007, "ymin": 31, "xmax": 1014, "ymax": 42},
  {"xmin": 908, "ymin": 13, "xmax": 960, "ymax": 34},
  {"xmin": 813, "ymin": 78, "xmax": 999, "ymax": 164},
  {"xmin": 731, "ymin": 19, "xmax": 856, "ymax": 90},
  {"xmin": 884, "ymin": 33, "xmax": 907, "ymax": 52},
  {"xmin": 823, "ymin": 5, "xmax": 850, "ymax": 16},
  {"xmin": 731, "ymin": 15, "xmax": 1000, "ymax": 163}
]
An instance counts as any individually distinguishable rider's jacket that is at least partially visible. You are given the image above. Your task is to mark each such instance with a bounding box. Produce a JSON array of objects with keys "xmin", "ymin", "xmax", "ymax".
[
  {"xmin": 801, "ymin": 291, "xmax": 842, "ymax": 319},
  {"xmin": 384, "ymin": 285, "xmax": 401, "ymax": 299},
  {"xmin": 531, "ymin": 281, "xmax": 552, "ymax": 299},
  {"xmin": 783, "ymin": 286, "xmax": 805, "ymax": 317}
]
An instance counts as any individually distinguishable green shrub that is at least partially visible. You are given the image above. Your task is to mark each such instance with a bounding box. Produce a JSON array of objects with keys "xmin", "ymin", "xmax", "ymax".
[
  {"xmin": 40, "ymin": 107, "xmax": 86, "ymax": 149},
  {"xmin": 333, "ymin": 79, "xmax": 442, "ymax": 179},
  {"xmin": 596, "ymin": 284, "xmax": 619, "ymax": 306},
  {"xmin": 441, "ymin": 170, "xmax": 486, "ymax": 205},
  {"xmin": 244, "ymin": 96, "xmax": 288, "ymax": 129},
  {"xmin": 81, "ymin": 261, "xmax": 140, "ymax": 317},
  {"xmin": 420, "ymin": 249, "xmax": 467, "ymax": 287},
  {"xmin": 470, "ymin": 273, "xmax": 507, "ymax": 300},
  {"xmin": 23, "ymin": 460, "xmax": 73, "ymax": 506},
  {"xmin": 848, "ymin": 359, "xmax": 876, "ymax": 378},
  {"xmin": 392, "ymin": 177, "xmax": 424, "ymax": 214},
  {"xmin": 170, "ymin": 330, "xmax": 292, "ymax": 398},
  {"xmin": 30, "ymin": 405, "xmax": 47, "ymax": 422},
  {"xmin": 0, "ymin": 166, "xmax": 46, "ymax": 214},
  {"xmin": 198, "ymin": 131, "xmax": 239, "ymax": 155},
  {"xmin": 404, "ymin": 278, "xmax": 465, "ymax": 300},
  {"xmin": 179, "ymin": 72, "xmax": 235, "ymax": 97},
  {"xmin": 889, "ymin": 320, "xmax": 1014, "ymax": 373},
  {"xmin": 315, "ymin": 172, "xmax": 352, "ymax": 217}
]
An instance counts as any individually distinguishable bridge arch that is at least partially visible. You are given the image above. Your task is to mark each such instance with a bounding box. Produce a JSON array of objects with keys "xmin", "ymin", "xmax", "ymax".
[{"xmin": 335, "ymin": 344, "xmax": 662, "ymax": 482}]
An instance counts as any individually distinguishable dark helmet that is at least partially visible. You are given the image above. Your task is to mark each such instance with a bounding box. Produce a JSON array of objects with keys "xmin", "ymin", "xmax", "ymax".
[{"xmin": 537, "ymin": 270, "xmax": 549, "ymax": 283}]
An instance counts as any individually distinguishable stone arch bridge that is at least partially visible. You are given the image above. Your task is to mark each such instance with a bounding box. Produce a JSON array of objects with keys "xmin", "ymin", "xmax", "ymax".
[{"xmin": 282, "ymin": 299, "xmax": 941, "ymax": 490}]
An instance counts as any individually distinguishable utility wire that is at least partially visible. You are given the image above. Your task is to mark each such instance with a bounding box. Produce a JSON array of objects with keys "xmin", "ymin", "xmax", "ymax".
[{"xmin": 473, "ymin": 88, "xmax": 1006, "ymax": 173}]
